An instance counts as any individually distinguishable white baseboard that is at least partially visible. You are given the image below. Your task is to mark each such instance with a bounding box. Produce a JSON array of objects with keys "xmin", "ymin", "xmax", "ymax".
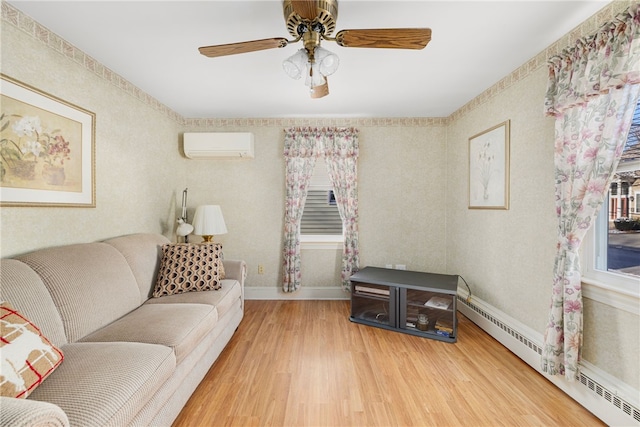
[
  {"xmin": 245, "ymin": 286, "xmax": 350, "ymax": 300},
  {"xmin": 456, "ymin": 287, "xmax": 640, "ymax": 427}
]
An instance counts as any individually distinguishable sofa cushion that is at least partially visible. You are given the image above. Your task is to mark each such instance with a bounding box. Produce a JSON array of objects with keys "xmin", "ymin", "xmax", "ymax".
[
  {"xmin": 145, "ymin": 279, "xmax": 242, "ymax": 320},
  {"xmin": 152, "ymin": 243, "xmax": 224, "ymax": 297},
  {"xmin": 103, "ymin": 233, "xmax": 171, "ymax": 302},
  {"xmin": 28, "ymin": 342, "xmax": 174, "ymax": 427},
  {"xmin": 79, "ymin": 303, "xmax": 218, "ymax": 364},
  {"xmin": 16, "ymin": 243, "xmax": 141, "ymax": 343},
  {"xmin": 0, "ymin": 302, "xmax": 64, "ymax": 399},
  {"xmin": 0, "ymin": 396, "xmax": 69, "ymax": 427},
  {"xmin": 0, "ymin": 259, "xmax": 67, "ymax": 347}
]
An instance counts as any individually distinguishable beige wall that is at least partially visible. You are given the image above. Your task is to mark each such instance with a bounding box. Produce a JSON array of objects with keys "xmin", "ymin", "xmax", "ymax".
[
  {"xmin": 445, "ymin": 68, "xmax": 557, "ymax": 333},
  {"xmin": 1, "ymin": 23, "xmax": 184, "ymax": 257},
  {"xmin": 181, "ymin": 123, "xmax": 448, "ymax": 290},
  {"xmin": 583, "ymin": 298, "xmax": 639, "ymax": 388},
  {"xmin": 443, "ymin": 16, "xmax": 639, "ymax": 390},
  {"xmin": 1, "ymin": 0, "xmax": 637, "ymax": 395}
]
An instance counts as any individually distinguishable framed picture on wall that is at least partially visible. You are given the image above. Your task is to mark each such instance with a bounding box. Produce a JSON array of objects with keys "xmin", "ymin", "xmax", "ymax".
[
  {"xmin": 468, "ymin": 120, "xmax": 510, "ymax": 210},
  {"xmin": 0, "ymin": 74, "xmax": 95, "ymax": 207}
]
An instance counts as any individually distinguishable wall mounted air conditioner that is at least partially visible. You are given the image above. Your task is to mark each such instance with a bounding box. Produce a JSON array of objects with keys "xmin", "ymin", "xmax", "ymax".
[{"xmin": 183, "ymin": 132, "xmax": 255, "ymax": 159}]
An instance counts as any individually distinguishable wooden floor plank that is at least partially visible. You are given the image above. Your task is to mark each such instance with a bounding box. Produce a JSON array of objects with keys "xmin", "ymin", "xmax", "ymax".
[{"xmin": 172, "ymin": 300, "xmax": 604, "ymax": 427}]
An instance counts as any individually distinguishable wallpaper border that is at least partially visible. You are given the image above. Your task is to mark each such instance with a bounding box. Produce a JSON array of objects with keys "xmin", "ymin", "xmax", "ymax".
[{"xmin": 448, "ymin": 0, "xmax": 633, "ymax": 122}]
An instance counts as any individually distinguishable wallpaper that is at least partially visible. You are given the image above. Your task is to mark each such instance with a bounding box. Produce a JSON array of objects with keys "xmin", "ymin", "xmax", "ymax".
[
  {"xmin": 0, "ymin": 22, "xmax": 184, "ymax": 256},
  {"xmin": 179, "ymin": 124, "xmax": 448, "ymax": 292}
]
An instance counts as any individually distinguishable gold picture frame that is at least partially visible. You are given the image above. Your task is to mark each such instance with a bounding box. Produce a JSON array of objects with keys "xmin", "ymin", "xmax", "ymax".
[
  {"xmin": 0, "ymin": 74, "xmax": 95, "ymax": 207},
  {"xmin": 468, "ymin": 120, "xmax": 510, "ymax": 210}
]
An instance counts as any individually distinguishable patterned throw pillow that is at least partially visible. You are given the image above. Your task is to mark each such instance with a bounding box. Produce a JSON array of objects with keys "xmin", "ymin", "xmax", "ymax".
[
  {"xmin": 219, "ymin": 261, "xmax": 226, "ymax": 280},
  {"xmin": 0, "ymin": 301, "xmax": 64, "ymax": 398},
  {"xmin": 153, "ymin": 243, "xmax": 224, "ymax": 298}
]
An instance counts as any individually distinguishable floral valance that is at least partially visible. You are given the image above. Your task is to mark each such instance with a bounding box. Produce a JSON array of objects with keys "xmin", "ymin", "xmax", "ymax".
[
  {"xmin": 283, "ymin": 127, "xmax": 321, "ymax": 158},
  {"xmin": 284, "ymin": 127, "xmax": 359, "ymax": 158},
  {"xmin": 544, "ymin": 3, "xmax": 640, "ymax": 116}
]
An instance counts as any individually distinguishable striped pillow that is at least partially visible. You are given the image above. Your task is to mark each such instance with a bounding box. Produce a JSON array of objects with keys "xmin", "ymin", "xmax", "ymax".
[
  {"xmin": 0, "ymin": 301, "xmax": 64, "ymax": 398},
  {"xmin": 152, "ymin": 243, "xmax": 224, "ymax": 298}
]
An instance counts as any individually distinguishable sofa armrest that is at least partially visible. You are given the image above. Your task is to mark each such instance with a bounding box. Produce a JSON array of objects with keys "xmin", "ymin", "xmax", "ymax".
[
  {"xmin": 0, "ymin": 397, "xmax": 69, "ymax": 427},
  {"xmin": 222, "ymin": 259, "xmax": 246, "ymax": 287}
]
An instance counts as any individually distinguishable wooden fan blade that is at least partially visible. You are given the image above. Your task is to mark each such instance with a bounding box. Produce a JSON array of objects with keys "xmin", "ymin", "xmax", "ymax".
[
  {"xmin": 335, "ymin": 28, "xmax": 432, "ymax": 49},
  {"xmin": 291, "ymin": 0, "xmax": 318, "ymax": 21},
  {"xmin": 311, "ymin": 79, "xmax": 329, "ymax": 99},
  {"xmin": 199, "ymin": 38, "xmax": 289, "ymax": 58}
]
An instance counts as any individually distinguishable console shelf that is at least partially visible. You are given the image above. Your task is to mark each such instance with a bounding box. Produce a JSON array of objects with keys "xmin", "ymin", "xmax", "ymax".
[{"xmin": 349, "ymin": 266, "xmax": 458, "ymax": 343}]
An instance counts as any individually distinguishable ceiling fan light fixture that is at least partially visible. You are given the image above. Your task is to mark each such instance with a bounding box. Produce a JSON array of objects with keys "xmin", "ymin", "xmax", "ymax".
[
  {"xmin": 282, "ymin": 49, "xmax": 308, "ymax": 80},
  {"xmin": 200, "ymin": 1, "xmax": 433, "ymax": 99},
  {"xmin": 305, "ymin": 62, "xmax": 327, "ymax": 89},
  {"xmin": 314, "ymin": 46, "xmax": 339, "ymax": 76}
]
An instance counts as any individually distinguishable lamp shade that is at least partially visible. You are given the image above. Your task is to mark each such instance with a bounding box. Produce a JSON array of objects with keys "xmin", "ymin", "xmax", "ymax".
[
  {"xmin": 283, "ymin": 49, "xmax": 308, "ymax": 80},
  {"xmin": 176, "ymin": 218, "xmax": 194, "ymax": 237},
  {"xmin": 192, "ymin": 205, "xmax": 227, "ymax": 241},
  {"xmin": 314, "ymin": 46, "xmax": 339, "ymax": 76}
]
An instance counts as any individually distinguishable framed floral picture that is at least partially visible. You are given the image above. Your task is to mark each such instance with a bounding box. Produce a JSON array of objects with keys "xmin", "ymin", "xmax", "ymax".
[
  {"xmin": 468, "ymin": 120, "xmax": 510, "ymax": 209},
  {"xmin": 0, "ymin": 74, "xmax": 95, "ymax": 207}
]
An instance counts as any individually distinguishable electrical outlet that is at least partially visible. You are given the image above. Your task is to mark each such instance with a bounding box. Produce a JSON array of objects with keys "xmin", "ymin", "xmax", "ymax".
[
  {"xmin": 395, "ymin": 264, "xmax": 406, "ymax": 270},
  {"xmin": 258, "ymin": 264, "xmax": 264, "ymax": 275}
]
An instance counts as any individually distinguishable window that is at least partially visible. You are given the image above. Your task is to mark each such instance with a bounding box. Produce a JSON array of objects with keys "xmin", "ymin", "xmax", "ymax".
[
  {"xmin": 300, "ymin": 189, "xmax": 341, "ymax": 235},
  {"xmin": 583, "ymin": 100, "xmax": 640, "ymax": 313},
  {"xmin": 300, "ymin": 159, "xmax": 343, "ymax": 248}
]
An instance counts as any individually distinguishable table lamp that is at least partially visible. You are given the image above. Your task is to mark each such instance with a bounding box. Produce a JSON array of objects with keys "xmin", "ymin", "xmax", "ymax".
[
  {"xmin": 176, "ymin": 218, "xmax": 194, "ymax": 238},
  {"xmin": 192, "ymin": 205, "xmax": 227, "ymax": 243}
]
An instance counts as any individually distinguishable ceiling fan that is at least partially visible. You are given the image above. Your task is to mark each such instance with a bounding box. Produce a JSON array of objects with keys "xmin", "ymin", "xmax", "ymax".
[{"xmin": 198, "ymin": 0, "xmax": 432, "ymax": 98}]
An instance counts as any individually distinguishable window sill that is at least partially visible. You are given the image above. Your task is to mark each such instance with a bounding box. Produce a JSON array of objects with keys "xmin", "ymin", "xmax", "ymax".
[
  {"xmin": 581, "ymin": 274, "xmax": 639, "ymax": 315},
  {"xmin": 300, "ymin": 235, "xmax": 343, "ymax": 250},
  {"xmin": 581, "ymin": 225, "xmax": 639, "ymax": 316}
]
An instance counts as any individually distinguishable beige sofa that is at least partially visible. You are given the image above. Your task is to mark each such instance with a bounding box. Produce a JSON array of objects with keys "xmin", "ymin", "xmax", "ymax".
[{"xmin": 0, "ymin": 233, "xmax": 245, "ymax": 427}]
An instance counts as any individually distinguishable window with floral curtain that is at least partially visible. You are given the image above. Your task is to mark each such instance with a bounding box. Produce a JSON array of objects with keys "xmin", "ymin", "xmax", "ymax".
[
  {"xmin": 541, "ymin": 4, "xmax": 640, "ymax": 381},
  {"xmin": 282, "ymin": 127, "xmax": 360, "ymax": 292}
]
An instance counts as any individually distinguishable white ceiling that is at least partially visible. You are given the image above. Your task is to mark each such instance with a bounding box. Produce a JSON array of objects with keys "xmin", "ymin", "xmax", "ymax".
[{"xmin": 8, "ymin": 1, "xmax": 611, "ymax": 119}]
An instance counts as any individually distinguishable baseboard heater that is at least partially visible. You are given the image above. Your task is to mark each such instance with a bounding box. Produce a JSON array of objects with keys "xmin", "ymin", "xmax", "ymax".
[{"xmin": 456, "ymin": 294, "xmax": 639, "ymax": 426}]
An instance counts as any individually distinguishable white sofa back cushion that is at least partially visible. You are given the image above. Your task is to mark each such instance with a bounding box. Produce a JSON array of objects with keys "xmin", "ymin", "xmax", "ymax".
[
  {"xmin": 103, "ymin": 233, "xmax": 170, "ymax": 303},
  {"xmin": 17, "ymin": 243, "xmax": 141, "ymax": 342},
  {"xmin": 0, "ymin": 259, "xmax": 67, "ymax": 347}
]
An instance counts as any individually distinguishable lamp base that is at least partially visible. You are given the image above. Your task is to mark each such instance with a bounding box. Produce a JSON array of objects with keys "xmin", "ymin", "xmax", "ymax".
[{"xmin": 201, "ymin": 235, "xmax": 214, "ymax": 243}]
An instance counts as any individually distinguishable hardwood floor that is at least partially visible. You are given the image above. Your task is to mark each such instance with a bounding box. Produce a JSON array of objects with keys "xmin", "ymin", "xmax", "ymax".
[{"xmin": 172, "ymin": 300, "xmax": 604, "ymax": 427}]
